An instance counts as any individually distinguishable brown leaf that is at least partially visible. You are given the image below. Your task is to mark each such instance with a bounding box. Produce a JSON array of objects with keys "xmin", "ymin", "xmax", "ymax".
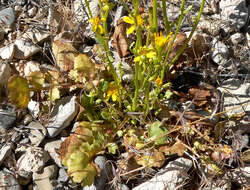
[
  {"xmin": 189, "ymin": 88, "xmax": 211, "ymax": 106},
  {"xmin": 159, "ymin": 141, "xmax": 187, "ymax": 157},
  {"xmin": 166, "ymin": 32, "xmax": 187, "ymax": 61},
  {"xmin": 52, "ymin": 39, "xmax": 78, "ymax": 71},
  {"xmin": 135, "ymin": 149, "xmax": 165, "ymax": 168},
  {"xmin": 111, "ymin": 19, "xmax": 129, "ymax": 58}
]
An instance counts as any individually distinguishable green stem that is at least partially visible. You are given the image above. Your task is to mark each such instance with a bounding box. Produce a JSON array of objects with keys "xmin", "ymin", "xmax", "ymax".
[
  {"xmin": 162, "ymin": 0, "xmax": 170, "ymax": 34},
  {"xmin": 160, "ymin": 0, "xmax": 186, "ymax": 81},
  {"xmin": 168, "ymin": 0, "xmax": 205, "ymax": 67},
  {"xmin": 84, "ymin": 0, "xmax": 93, "ymax": 18},
  {"xmin": 132, "ymin": 62, "xmax": 139, "ymax": 111},
  {"xmin": 152, "ymin": 0, "xmax": 158, "ymax": 33}
]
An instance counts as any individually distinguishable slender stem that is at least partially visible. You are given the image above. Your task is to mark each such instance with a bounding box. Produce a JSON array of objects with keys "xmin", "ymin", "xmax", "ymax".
[
  {"xmin": 160, "ymin": 0, "xmax": 186, "ymax": 81},
  {"xmin": 132, "ymin": 62, "xmax": 139, "ymax": 111},
  {"xmin": 162, "ymin": 0, "xmax": 170, "ymax": 34},
  {"xmin": 152, "ymin": 0, "xmax": 158, "ymax": 33},
  {"xmin": 84, "ymin": 0, "xmax": 92, "ymax": 18},
  {"xmin": 168, "ymin": 0, "xmax": 205, "ymax": 67}
]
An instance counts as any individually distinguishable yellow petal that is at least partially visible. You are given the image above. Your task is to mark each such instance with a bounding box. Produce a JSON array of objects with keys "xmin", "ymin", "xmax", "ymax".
[
  {"xmin": 134, "ymin": 56, "xmax": 141, "ymax": 62},
  {"xmin": 112, "ymin": 94, "xmax": 117, "ymax": 102},
  {"xmin": 123, "ymin": 16, "xmax": 134, "ymax": 24},
  {"xmin": 126, "ymin": 25, "xmax": 135, "ymax": 35},
  {"xmin": 98, "ymin": 25, "xmax": 104, "ymax": 34},
  {"xmin": 146, "ymin": 51, "xmax": 156, "ymax": 58}
]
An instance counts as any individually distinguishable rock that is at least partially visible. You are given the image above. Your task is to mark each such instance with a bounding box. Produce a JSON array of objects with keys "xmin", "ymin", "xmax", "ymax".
[
  {"xmin": 14, "ymin": 39, "xmax": 40, "ymax": 59},
  {"xmin": 0, "ymin": 168, "xmax": 21, "ymax": 190},
  {"xmin": 211, "ymin": 38, "xmax": 229, "ymax": 66},
  {"xmin": 0, "ymin": 44, "xmax": 15, "ymax": 60},
  {"xmin": 17, "ymin": 147, "xmax": 50, "ymax": 177},
  {"xmin": 218, "ymin": 79, "xmax": 250, "ymax": 116},
  {"xmin": 229, "ymin": 166, "xmax": 250, "ymax": 187},
  {"xmin": 0, "ymin": 104, "xmax": 16, "ymax": 130},
  {"xmin": 24, "ymin": 61, "xmax": 40, "ymax": 77},
  {"xmin": 230, "ymin": 33, "xmax": 245, "ymax": 45},
  {"xmin": 0, "ymin": 143, "xmax": 12, "ymax": 166},
  {"xmin": 0, "ymin": 62, "xmax": 12, "ymax": 86},
  {"xmin": 219, "ymin": 0, "xmax": 248, "ymax": 30},
  {"xmin": 28, "ymin": 100, "xmax": 40, "ymax": 118},
  {"xmin": 22, "ymin": 114, "xmax": 33, "ymax": 125},
  {"xmin": 113, "ymin": 6, "xmax": 125, "ymax": 27},
  {"xmin": 0, "ymin": 30, "xmax": 5, "ymax": 41},
  {"xmin": 46, "ymin": 96, "xmax": 79, "ymax": 138},
  {"xmin": 44, "ymin": 140, "xmax": 62, "ymax": 167},
  {"xmin": 201, "ymin": 177, "xmax": 231, "ymax": 190},
  {"xmin": 33, "ymin": 165, "xmax": 58, "ymax": 190},
  {"xmin": 27, "ymin": 7, "xmax": 38, "ymax": 18},
  {"xmin": 0, "ymin": 7, "xmax": 15, "ymax": 28},
  {"xmin": 22, "ymin": 30, "xmax": 50, "ymax": 44},
  {"xmin": 133, "ymin": 158, "xmax": 192, "ymax": 190},
  {"xmin": 57, "ymin": 168, "xmax": 69, "ymax": 182},
  {"xmin": 27, "ymin": 121, "xmax": 46, "ymax": 146}
]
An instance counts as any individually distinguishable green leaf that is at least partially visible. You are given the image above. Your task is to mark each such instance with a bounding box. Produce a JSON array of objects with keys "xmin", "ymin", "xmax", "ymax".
[
  {"xmin": 27, "ymin": 71, "xmax": 45, "ymax": 89},
  {"xmin": 148, "ymin": 121, "xmax": 168, "ymax": 145},
  {"xmin": 107, "ymin": 143, "xmax": 118, "ymax": 154},
  {"xmin": 183, "ymin": 5, "xmax": 192, "ymax": 15},
  {"xmin": 7, "ymin": 75, "xmax": 30, "ymax": 108}
]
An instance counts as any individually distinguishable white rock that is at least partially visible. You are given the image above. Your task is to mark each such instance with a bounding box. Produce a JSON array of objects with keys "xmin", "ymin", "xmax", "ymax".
[
  {"xmin": 0, "ymin": 143, "xmax": 12, "ymax": 166},
  {"xmin": 230, "ymin": 33, "xmax": 245, "ymax": 45},
  {"xmin": 33, "ymin": 165, "xmax": 58, "ymax": 190},
  {"xmin": 46, "ymin": 96, "xmax": 79, "ymax": 137},
  {"xmin": 0, "ymin": 7, "xmax": 15, "ymax": 27},
  {"xmin": 0, "ymin": 62, "xmax": 12, "ymax": 86},
  {"xmin": 24, "ymin": 61, "xmax": 40, "ymax": 77},
  {"xmin": 133, "ymin": 158, "xmax": 192, "ymax": 190},
  {"xmin": 219, "ymin": 0, "xmax": 248, "ymax": 30},
  {"xmin": 218, "ymin": 79, "xmax": 250, "ymax": 116},
  {"xmin": 230, "ymin": 166, "xmax": 250, "ymax": 186},
  {"xmin": 17, "ymin": 147, "xmax": 50, "ymax": 177},
  {"xmin": 22, "ymin": 30, "xmax": 50, "ymax": 44},
  {"xmin": 14, "ymin": 39, "xmax": 40, "ymax": 59},
  {"xmin": 0, "ymin": 168, "xmax": 21, "ymax": 190},
  {"xmin": 28, "ymin": 100, "xmax": 40, "ymax": 118},
  {"xmin": 0, "ymin": 43, "xmax": 15, "ymax": 60},
  {"xmin": 44, "ymin": 140, "xmax": 62, "ymax": 167},
  {"xmin": 211, "ymin": 38, "xmax": 229, "ymax": 66},
  {"xmin": 247, "ymin": 33, "xmax": 250, "ymax": 48}
]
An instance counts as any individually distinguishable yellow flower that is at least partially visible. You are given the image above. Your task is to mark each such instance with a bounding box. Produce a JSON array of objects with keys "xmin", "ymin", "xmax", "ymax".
[
  {"xmin": 154, "ymin": 32, "xmax": 172, "ymax": 47},
  {"xmin": 155, "ymin": 76, "xmax": 163, "ymax": 85},
  {"xmin": 89, "ymin": 16, "xmax": 104, "ymax": 34},
  {"xmin": 123, "ymin": 14, "xmax": 144, "ymax": 35},
  {"xmin": 134, "ymin": 46, "xmax": 156, "ymax": 64},
  {"xmin": 106, "ymin": 82, "xmax": 119, "ymax": 102}
]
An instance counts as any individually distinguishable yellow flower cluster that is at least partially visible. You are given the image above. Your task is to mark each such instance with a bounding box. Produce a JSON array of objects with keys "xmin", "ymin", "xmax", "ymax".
[
  {"xmin": 134, "ymin": 46, "xmax": 156, "ymax": 64},
  {"xmin": 89, "ymin": 17, "xmax": 104, "ymax": 34},
  {"xmin": 154, "ymin": 32, "xmax": 172, "ymax": 48},
  {"xmin": 123, "ymin": 14, "xmax": 144, "ymax": 35}
]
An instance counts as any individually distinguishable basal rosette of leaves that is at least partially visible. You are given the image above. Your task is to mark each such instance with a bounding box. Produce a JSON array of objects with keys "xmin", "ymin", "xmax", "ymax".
[{"xmin": 58, "ymin": 121, "xmax": 113, "ymax": 187}]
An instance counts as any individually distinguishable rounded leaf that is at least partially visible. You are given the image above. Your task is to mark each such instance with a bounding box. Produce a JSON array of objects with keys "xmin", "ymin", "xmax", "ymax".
[{"xmin": 7, "ymin": 75, "xmax": 30, "ymax": 108}]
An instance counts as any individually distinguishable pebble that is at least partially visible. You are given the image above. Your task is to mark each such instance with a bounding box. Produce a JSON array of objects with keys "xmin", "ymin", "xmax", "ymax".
[
  {"xmin": 33, "ymin": 165, "xmax": 58, "ymax": 190},
  {"xmin": 0, "ymin": 7, "xmax": 15, "ymax": 27},
  {"xmin": 0, "ymin": 168, "xmax": 21, "ymax": 190},
  {"xmin": 0, "ymin": 105, "xmax": 16, "ymax": 130},
  {"xmin": 17, "ymin": 147, "xmax": 50, "ymax": 177},
  {"xmin": 0, "ymin": 143, "xmax": 12, "ymax": 166},
  {"xmin": 218, "ymin": 79, "xmax": 250, "ymax": 117},
  {"xmin": 44, "ymin": 140, "xmax": 62, "ymax": 167},
  {"xmin": 230, "ymin": 32, "xmax": 245, "ymax": 45},
  {"xmin": 219, "ymin": 0, "xmax": 248, "ymax": 31},
  {"xmin": 211, "ymin": 38, "xmax": 229, "ymax": 66},
  {"xmin": 14, "ymin": 39, "xmax": 40, "ymax": 59},
  {"xmin": 0, "ymin": 43, "xmax": 15, "ymax": 60},
  {"xmin": 0, "ymin": 62, "xmax": 12, "ymax": 86},
  {"xmin": 23, "ymin": 61, "xmax": 41, "ymax": 77},
  {"xmin": 46, "ymin": 96, "xmax": 79, "ymax": 138},
  {"xmin": 133, "ymin": 158, "xmax": 192, "ymax": 190}
]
